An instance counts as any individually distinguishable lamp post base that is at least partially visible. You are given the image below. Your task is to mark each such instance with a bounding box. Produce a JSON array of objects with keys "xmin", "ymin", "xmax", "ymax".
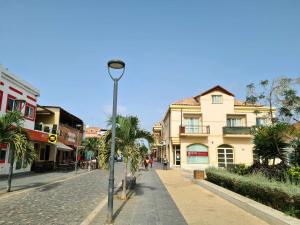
[{"xmin": 105, "ymin": 219, "xmax": 114, "ymax": 225}]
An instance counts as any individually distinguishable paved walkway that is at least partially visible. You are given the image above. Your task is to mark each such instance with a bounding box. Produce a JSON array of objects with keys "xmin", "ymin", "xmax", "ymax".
[
  {"xmin": 156, "ymin": 168, "xmax": 269, "ymax": 225},
  {"xmin": 0, "ymin": 163, "xmax": 124, "ymax": 225},
  {"xmin": 91, "ymin": 163, "xmax": 187, "ymax": 225}
]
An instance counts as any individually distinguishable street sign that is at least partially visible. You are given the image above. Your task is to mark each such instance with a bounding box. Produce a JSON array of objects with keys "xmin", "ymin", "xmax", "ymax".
[{"xmin": 48, "ymin": 134, "xmax": 58, "ymax": 143}]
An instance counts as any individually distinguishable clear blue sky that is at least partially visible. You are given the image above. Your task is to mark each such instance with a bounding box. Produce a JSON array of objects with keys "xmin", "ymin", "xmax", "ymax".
[{"xmin": 1, "ymin": 0, "xmax": 300, "ymax": 130}]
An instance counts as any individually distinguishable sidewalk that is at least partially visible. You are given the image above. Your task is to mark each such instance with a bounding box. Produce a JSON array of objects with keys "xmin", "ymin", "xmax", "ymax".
[
  {"xmin": 91, "ymin": 163, "xmax": 187, "ymax": 225},
  {"xmin": 156, "ymin": 168, "xmax": 269, "ymax": 225}
]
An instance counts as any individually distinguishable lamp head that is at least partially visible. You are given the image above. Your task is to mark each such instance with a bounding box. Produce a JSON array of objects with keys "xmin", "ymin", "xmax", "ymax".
[
  {"xmin": 107, "ymin": 60, "xmax": 125, "ymax": 69},
  {"xmin": 107, "ymin": 59, "xmax": 125, "ymax": 80}
]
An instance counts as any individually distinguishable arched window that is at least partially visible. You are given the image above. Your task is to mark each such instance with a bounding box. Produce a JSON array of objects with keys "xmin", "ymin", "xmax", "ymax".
[
  {"xmin": 217, "ymin": 144, "xmax": 234, "ymax": 167},
  {"xmin": 187, "ymin": 144, "xmax": 208, "ymax": 164}
]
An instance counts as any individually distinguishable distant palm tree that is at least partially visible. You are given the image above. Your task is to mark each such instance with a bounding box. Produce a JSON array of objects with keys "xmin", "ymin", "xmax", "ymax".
[
  {"xmin": 0, "ymin": 111, "xmax": 36, "ymax": 192},
  {"xmin": 82, "ymin": 137, "xmax": 105, "ymax": 171},
  {"xmin": 108, "ymin": 115, "xmax": 153, "ymax": 199}
]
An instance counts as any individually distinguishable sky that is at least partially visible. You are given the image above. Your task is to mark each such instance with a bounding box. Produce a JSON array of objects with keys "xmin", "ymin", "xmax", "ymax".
[{"xmin": 0, "ymin": 0, "xmax": 300, "ymax": 130}]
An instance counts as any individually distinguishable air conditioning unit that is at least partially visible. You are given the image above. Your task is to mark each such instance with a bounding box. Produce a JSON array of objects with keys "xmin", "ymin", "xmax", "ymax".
[{"xmin": 160, "ymin": 140, "xmax": 166, "ymax": 145}]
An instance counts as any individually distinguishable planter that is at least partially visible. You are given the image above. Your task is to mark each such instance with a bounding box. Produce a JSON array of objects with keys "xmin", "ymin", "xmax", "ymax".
[{"xmin": 194, "ymin": 170, "xmax": 205, "ymax": 179}]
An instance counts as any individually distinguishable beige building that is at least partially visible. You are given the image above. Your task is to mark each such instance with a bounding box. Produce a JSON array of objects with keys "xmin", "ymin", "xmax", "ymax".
[
  {"xmin": 85, "ymin": 127, "xmax": 106, "ymax": 138},
  {"xmin": 32, "ymin": 106, "xmax": 84, "ymax": 171},
  {"xmin": 153, "ymin": 85, "xmax": 273, "ymax": 170}
]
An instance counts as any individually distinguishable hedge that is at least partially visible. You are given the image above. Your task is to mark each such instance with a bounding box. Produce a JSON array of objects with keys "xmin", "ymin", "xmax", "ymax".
[{"xmin": 205, "ymin": 167, "xmax": 300, "ymax": 218}]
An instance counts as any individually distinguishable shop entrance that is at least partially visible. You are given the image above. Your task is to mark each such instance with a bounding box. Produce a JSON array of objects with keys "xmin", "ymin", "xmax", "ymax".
[{"xmin": 173, "ymin": 145, "xmax": 181, "ymax": 165}]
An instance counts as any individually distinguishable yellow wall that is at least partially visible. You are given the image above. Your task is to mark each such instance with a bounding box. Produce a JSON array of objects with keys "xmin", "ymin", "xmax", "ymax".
[{"xmin": 158, "ymin": 89, "xmax": 271, "ymax": 170}]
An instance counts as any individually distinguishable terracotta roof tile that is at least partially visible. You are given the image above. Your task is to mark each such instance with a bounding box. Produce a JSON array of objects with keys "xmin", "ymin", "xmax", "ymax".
[
  {"xmin": 234, "ymin": 99, "xmax": 262, "ymax": 107},
  {"xmin": 172, "ymin": 97, "xmax": 200, "ymax": 106}
]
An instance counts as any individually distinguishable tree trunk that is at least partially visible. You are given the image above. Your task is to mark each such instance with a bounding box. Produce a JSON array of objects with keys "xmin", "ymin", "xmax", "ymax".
[
  {"xmin": 7, "ymin": 145, "xmax": 15, "ymax": 192},
  {"xmin": 272, "ymin": 157, "xmax": 275, "ymax": 166},
  {"xmin": 121, "ymin": 161, "xmax": 128, "ymax": 200},
  {"xmin": 269, "ymin": 97, "xmax": 274, "ymax": 124}
]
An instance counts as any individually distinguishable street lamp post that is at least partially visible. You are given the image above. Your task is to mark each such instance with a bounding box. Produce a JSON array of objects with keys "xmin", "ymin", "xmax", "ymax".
[
  {"xmin": 106, "ymin": 59, "xmax": 125, "ymax": 224},
  {"xmin": 75, "ymin": 124, "xmax": 83, "ymax": 173}
]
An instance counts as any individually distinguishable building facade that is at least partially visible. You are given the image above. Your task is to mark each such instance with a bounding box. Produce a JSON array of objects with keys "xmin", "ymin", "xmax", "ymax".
[
  {"xmin": 0, "ymin": 65, "xmax": 40, "ymax": 174},
  {"xmin": 33, "ymin": 106, "xmax": 84, "ymax": 170},
  {"xmin": 85, "ymin": 127, "xmax": 106, "ymax": 138},
  {"xmin": 153, "ymin": 85, "xmax": 273, "ymax": 170}
]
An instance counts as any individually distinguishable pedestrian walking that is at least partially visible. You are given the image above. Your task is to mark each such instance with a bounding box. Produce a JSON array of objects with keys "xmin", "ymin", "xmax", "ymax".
[
  {"xmin": 162, "ymin": 155, "xmax": 168, "ymax": 170},
  {"xmin": 149, "ymin": 157, "xmax": 153, "ymax": 168},
  {"xmin": 144, "ymin": 157, "xmax": 149, "ymax": 170}
]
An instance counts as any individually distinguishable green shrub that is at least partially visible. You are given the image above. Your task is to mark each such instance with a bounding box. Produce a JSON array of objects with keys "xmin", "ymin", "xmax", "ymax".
[
  {"xmin": 205, "ymin": 167, "xmax": 300, "ymax": 218},
  {"xmin": 226, "ymin": 164, "xmax": 250, "ymax": 175},
  {"xmin": 288, "ymin": 167, "xmax": 300, "ymax": 185},
  {"xmin": 249, "ymin": 162, "xmax": 290, "ymax": 182}
]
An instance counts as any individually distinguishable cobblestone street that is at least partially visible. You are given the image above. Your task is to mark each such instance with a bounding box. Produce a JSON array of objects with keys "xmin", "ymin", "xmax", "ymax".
[
  {"xmin": 0, "ymin": 169, "xmax": 87, "ymax": 194},
  {"xmin": 0, "ymin": 163, "xmax": 123, "ymax": 225}
]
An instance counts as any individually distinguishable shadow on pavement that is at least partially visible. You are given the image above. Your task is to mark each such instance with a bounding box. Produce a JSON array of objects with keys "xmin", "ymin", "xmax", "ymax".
[
  {"xmin": 113, "ymin": 189, "xmax": 135, "ymax": 221},
  {"xmin": 134, "ymin": 183, "xmax": 157, "ymax": 196},
  {"xmin": 38, "ymin": 182, "xmax": 62, "ymax": 192}
]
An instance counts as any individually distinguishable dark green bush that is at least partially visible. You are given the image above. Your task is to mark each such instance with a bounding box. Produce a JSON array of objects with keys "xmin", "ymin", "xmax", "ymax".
[
  {"xmin": 288, "ymin": 167, "xmax": 300, "ymax": 185},
  {"xmin": 226, "ymin": 164, "xmax": 250, "ymax": 175},
  {"xmin": 248, "ymin": 162, "xmax": 290, "ymax": 182},
  {"xmin": 205, "ymin": 167, "xmax": 300, "ymax": 218}
]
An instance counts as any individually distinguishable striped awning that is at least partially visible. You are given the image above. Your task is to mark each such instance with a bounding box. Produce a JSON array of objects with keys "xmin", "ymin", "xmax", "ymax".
[{"xmin": 55, "ymin": 142, "xmax": 73, "ymax": 151}]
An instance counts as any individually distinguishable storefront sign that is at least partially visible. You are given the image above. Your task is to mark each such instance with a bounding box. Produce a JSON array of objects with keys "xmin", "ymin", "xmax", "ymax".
[
  {"xmin": 67, "ymin": 132, "xmax": 76, "ymax": 143},
  {"xmin": 48, "ymin": 134, "xmax": 58, "ymax": 143},
  {"xmin": 0, "ymin": 143, "xmax": 8, "ymax": 149},
  {"xmin": 187, "ymin": 152, "xmax": 208, "ymax": 157}
]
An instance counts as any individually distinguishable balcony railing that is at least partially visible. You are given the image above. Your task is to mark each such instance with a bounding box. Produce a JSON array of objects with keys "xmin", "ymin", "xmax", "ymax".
[
  {"xmin": 223, "ymin": 126, "xmax": 251, "ymax": 135},
  {"xmin": 179, "ymin": 125, "xmax": 210, "ymax": 134},
  {"xmin": 34, "ymin": 124, "xmax": 58, "ymax": 134}
]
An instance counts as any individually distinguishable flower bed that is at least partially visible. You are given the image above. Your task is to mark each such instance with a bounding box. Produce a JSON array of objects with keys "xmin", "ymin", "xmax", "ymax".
[{"xmin": 205, "ymin": 167, "xmax": 300, "ymax": 218}]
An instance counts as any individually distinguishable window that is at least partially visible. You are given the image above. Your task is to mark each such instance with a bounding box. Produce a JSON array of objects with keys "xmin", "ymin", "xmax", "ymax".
[
  {"xmin": 187, "ymin": 144, "xmax": 208, "ymax": 164},
  {"xmin": 45, "ymin": 145, "xmax": 50, "ymax": 161},
  {"xmin": 256, "ymin": 118, "xmax": 266, "ymax": 126},
  {"xmin": 0, "ymin": 150, "xmax": 6, "ymax": 163},
  {"xmin": 218, "ymin": 145, "xmax": 234, "ymax": 167},
  {"xmin": 24, "ymin": 103, "xmax": 35, "ymax": 120},
  {"xmin": 212, "ymin": 95, "xmax": 222, "ymax": 104},
  {"xmin": 40, "ymin": 148, "xmax": 45, "ymax": 160},
  {"xmin": 184, "ymin": 117, "xmax": 200, "ymax": 133},
  {"xmin": 0, "ymin": 90, "xmax": 3, "ymax": 111},
  {"xmin": 227, "ymin": 118, "xmax": 242, "ymax": 127},
  {"xmin": 6, "ymin": 94, "xmax": 16, "ymax": 111}
]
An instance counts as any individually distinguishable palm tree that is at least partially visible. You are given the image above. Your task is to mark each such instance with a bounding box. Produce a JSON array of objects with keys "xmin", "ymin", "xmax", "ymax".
[
  {"xmin": 252, "ymin": 123, "xmax": 289, "ymax": 165},
  {"xmin": 108, "ymin": 115, "xmax": 153, "ymax": 199},
  {"xmin": 0, "ymin": 111, "xmax": 37, "ymax": 192},
  {"xmin": 82, "ymin": 137, "xmax": 100, "ymax": 171}
]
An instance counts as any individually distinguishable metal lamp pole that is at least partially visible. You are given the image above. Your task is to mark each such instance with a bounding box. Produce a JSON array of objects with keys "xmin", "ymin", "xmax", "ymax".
[
  {"xmin": 75, "ymin": 124, "xmax": 82, "ymax": 173},
  {"xmin": 106, "ymin": 59, "xmax": 125, "ymax": 224}
]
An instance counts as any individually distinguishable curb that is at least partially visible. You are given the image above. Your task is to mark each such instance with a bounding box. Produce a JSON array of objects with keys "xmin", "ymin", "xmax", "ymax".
[{"xmin": 195, "ymin": 179, "xmax": 300, "ymax": 225}]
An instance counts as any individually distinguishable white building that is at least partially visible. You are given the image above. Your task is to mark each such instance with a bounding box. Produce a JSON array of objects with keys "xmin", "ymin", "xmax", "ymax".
[{"xmin": 0, "ymin": 65, "xmax": 40, "ymax": 175}]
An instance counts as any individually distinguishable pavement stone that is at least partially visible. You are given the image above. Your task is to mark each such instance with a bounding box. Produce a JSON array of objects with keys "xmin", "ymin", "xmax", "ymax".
[
  {"xmin": 156, "ymin": 168, "xmax": 269, "ymax": 225},
  {"xmin": 0, "ymin": 169, "xmax": 88, "ymax": 193},
  {"xmin": 91, "ymin": 163, "xmax": 187, "ymax": 225},
  {"xmin": 0, "ymin": 163, "xmax": 124, "ymax": 225}
]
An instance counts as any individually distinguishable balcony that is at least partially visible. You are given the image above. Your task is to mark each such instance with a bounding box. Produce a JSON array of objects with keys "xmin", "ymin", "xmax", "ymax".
[
  {"xmin": 223, "ymin": 126, "xmax": 252, "ymax": 137},
  {"xmin": 179, "ymin": 125, "xmax": 210, "ymax": 137},
  {"xmin": 34, "ymin": 123, "xmax": 58, "ymax": 134}
]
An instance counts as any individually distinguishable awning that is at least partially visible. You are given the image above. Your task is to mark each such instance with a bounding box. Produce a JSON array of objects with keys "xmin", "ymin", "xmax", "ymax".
[
  {"xmin": 25, "ymin": 128, "xmax": 48, "ymax": 143},
  {"xmin": 55, "ymin": 142, "xmax": 74, "ymax": 151}
]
